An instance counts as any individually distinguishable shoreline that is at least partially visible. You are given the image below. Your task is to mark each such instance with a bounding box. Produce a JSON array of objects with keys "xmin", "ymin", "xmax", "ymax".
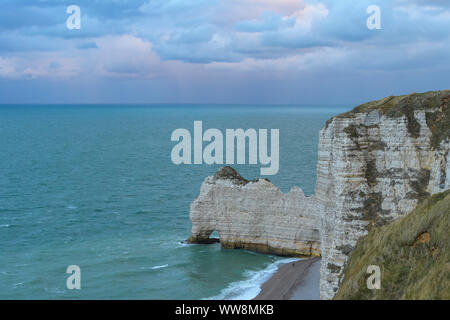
[{"xmin": 253, "ymin": 257, "xmax": 321, "ymax": 300}]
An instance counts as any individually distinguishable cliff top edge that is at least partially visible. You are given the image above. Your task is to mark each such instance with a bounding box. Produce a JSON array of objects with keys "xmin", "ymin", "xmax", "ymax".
[{"xmin": 338, "ymin": 90, "xmax": 450, "ymax": 118}]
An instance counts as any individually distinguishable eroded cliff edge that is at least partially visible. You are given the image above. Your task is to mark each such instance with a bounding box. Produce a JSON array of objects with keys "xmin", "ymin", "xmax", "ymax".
[
  {"xmin": 187, "ymin": 90, "xmax": 449, "ymax": 300},
  {"xmin": 187, "ymin": 166, "xmax": 321, "ymax": 257}
]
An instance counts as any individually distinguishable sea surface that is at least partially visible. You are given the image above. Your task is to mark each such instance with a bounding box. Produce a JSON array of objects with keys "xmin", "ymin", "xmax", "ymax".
[{"xmin": 0, "ymin": 104, "xmax": 349, "ymax": 299}]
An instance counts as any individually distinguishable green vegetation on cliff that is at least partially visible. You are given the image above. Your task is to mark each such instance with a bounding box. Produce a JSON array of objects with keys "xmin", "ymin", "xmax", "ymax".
[
  {"xmin": 335, "ymin": 190, "xmax": 450, "ymax": 300},
  {"xmin": 337, "ymin": 90, "xmax": 450, "ymax": 149}
]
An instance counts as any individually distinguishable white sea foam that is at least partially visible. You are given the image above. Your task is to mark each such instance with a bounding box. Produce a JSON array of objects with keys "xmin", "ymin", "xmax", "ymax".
[
  {"xmin": 151, "ymin": 264, "xmax": 169, "ymax": 270},
  {"xmin": 176, "ymin": 239, "xmax": 220, "ymax": 248},
  {"xmin": 0, "ymin": 224, "xmax": 10, "ymax": 228},
  {"xmin": 207, "ymin": 258, "xmax": 300, "ymax": 300},
  {"xmin": 44, "ymin": 287, "xmax": 67, "ymax": 294},
  {"xmin": 176, "ymin": 241, "xmax": 192, "ymax": 248}
]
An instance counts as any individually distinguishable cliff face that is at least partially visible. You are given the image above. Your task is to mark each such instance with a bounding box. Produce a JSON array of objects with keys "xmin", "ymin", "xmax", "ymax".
[
  {"xmin": 334, "ymin": 190, "xmax": 450, "ymax": 300},
  {"xmin": 187, "ymin": 90, "xmax": 449, "ymax": 300},
  {"xmin": 317, "ymin": 91, "xmax": 450, "ymax": 299},
  {"xmin": 188, "ymin": 167, "xmax": 321, "ymax": 257}
]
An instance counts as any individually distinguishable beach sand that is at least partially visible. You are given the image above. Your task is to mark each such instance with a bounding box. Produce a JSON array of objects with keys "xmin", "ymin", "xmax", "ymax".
[{"xmin": 254, "ymin": 257, "xmax": 321, "ymax": 300}]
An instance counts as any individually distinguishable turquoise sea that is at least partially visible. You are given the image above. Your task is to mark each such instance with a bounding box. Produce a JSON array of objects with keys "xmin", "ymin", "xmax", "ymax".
[{"xmin": 0, "ymin": 104, "xmax": 348, "ymax": 299}]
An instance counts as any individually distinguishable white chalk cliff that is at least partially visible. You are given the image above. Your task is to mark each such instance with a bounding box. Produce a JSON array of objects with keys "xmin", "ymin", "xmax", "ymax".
[
  {"xmin": 317, "ymin": 91, "xmax": 449, "ymax": 299},
  {"xmin": 187, "ymin": 166, "xmax": 321, "ymax": 257},
  {"xmin": 187, "ymin": 90, "xmax": 450, "ymax": 299}
]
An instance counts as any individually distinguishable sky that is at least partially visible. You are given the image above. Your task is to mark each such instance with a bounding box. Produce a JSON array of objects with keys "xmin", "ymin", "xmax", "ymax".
[{"xmin": 0, "ymin": 0, "xmax": 449, "ymax": 105}]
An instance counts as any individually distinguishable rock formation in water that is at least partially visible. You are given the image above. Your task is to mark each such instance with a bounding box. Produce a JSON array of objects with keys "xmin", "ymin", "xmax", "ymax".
[
  {"xmin": 187, "ymin": 166, "xmax": 321, "ymax": 257},
  {"xmin": 187, "ymin": 90, "xmax": 449, "ymax": 299},
  {"xmin": 317, "ymin": 90, "xmax": 449, "ymax": 299}
]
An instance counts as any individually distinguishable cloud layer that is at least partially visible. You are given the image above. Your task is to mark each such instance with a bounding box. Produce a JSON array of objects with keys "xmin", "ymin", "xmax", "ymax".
[{"xmin": 0, "ymin": 0, "xmax": 449, "ymax": 103}]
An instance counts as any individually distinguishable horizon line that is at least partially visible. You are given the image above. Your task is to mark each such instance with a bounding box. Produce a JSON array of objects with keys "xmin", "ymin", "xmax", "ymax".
[{"xmin": 0, "ymin": 102, "xmax": 355, "ymax": 107}]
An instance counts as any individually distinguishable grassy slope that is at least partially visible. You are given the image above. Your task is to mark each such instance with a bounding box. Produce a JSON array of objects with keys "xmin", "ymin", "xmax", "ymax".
[
  {"xmin": 334, "ymin": 90, "xmax": 450, "ymax": 149},
  {"xmin": 335, "ymin": 190, "xmax": 450, "ymax": 300}
]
